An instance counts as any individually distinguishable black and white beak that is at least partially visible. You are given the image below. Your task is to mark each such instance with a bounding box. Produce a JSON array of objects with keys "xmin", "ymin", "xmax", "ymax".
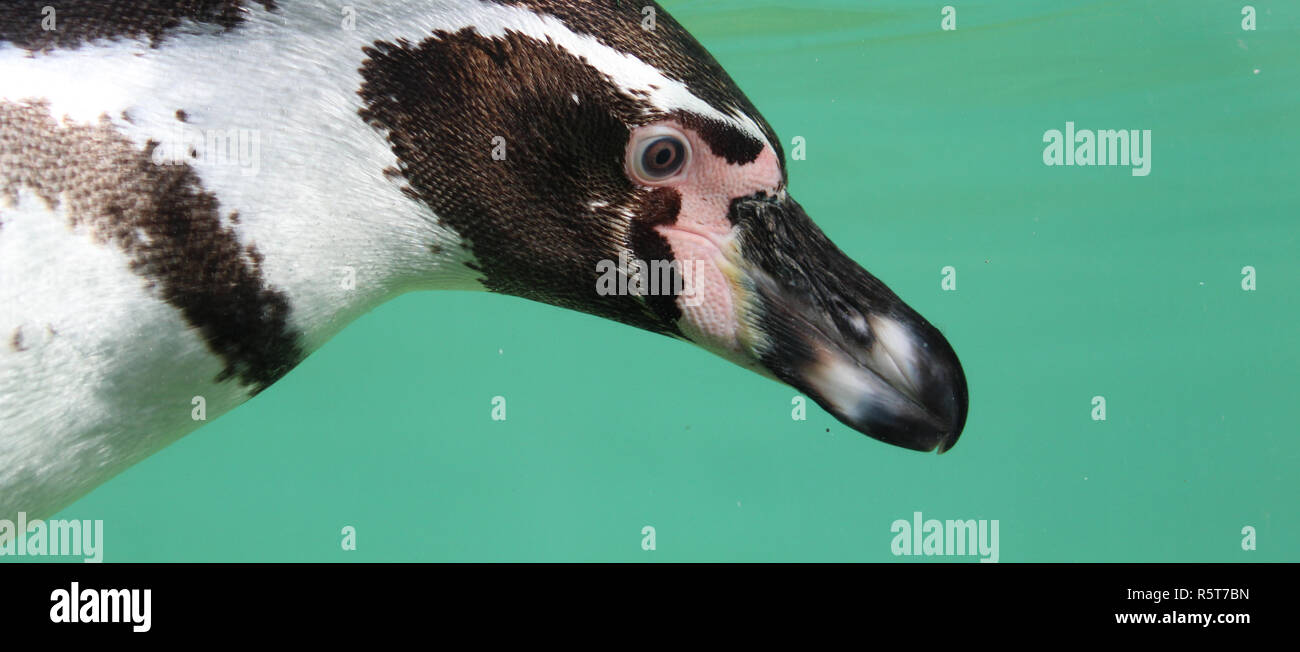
[{"xmin": 669, "ymin": 193, "xmax": 969, "ymax": 452}]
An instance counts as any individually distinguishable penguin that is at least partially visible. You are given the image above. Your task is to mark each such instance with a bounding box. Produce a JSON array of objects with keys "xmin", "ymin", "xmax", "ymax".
[{"xmin": 0, "ymin": 0, "xmax": 968, "ymax": 522}]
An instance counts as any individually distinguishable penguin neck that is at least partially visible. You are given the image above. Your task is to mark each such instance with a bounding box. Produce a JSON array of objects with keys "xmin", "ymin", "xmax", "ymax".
[{"xmin": 250, "ymin": 211, "xmax": 480, "ymax": 355}]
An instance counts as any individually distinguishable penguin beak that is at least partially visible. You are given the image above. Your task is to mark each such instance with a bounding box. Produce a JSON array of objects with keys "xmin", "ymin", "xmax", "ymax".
[{"xmin": 672, "ymin": 193, "xmax": 969, "ymax": 452}]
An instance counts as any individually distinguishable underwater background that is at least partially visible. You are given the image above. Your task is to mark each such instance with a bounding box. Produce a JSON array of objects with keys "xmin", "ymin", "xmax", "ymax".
[{"xmin": 35, "ymin": 0, "xmax": 1299, "ymax": 562}]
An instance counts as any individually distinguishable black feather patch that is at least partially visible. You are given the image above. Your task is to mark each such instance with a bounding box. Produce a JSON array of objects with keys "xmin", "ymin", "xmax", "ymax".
[
  {"xmin": 358, "ymin": 29, "xmax": 688, "ymax": 337},
  {"xmin": 0, "ymin": 100, "xmax": 303, "ymax": 392},
  {"xmin": 491, "ymin": 0, "xmax": 781, "ymax": 167},
  {"xmin": 0, "ymin": 0, "xmax": 277, "ymax": 52}
]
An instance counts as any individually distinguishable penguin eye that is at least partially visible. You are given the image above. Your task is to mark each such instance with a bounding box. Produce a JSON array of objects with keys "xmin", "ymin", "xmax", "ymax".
[{"xmin": 630, "ymin": 129, "xmax": 691, "ymax": 183}]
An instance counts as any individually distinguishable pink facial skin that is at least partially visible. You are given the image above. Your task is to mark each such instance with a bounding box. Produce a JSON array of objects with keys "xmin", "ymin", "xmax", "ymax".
[{"xmin": 623, "ymin": 120, "xmax": 784, "ymax": 356}]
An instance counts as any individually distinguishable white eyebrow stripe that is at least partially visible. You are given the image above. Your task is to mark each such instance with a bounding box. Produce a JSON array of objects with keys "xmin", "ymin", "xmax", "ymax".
[{"xmin": 408, "ymin": 0, "xmax": 771, "ymax": 146}]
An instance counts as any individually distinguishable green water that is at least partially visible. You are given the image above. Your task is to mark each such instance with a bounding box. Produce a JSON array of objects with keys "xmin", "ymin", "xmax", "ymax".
[{"xmin": 48, "ymin": 0, "xmax": 1299, "ymax": 561}]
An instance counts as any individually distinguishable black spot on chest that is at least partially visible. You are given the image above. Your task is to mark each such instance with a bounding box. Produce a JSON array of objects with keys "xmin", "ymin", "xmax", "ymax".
[
  {"xmin": 358, "ymin": 29, "xmax": 685, "ymax": 337},
  {"xmin": 10, "ymin": 328, "xmax": 28, "ymax": 352},
  {"xmin": 0, "ymin": 0, "xmax": 278, "ymax": 53}
]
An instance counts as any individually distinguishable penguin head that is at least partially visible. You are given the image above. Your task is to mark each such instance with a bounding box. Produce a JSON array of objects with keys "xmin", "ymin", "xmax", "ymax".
[{"xmin": 358, "ymin": 1, "xmax": 967, "ymax": 452}]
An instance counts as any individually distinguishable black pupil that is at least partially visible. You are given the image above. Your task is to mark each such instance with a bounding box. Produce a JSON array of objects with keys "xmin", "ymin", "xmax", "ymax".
[{"xmin": 643, "ymin": 138, "xmax": 682, "ymax": 175}]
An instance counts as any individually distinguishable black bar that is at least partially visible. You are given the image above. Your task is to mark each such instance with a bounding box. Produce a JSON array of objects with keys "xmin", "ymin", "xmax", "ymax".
[{"xmin": 0, "ymin": 562, "xmax": 1289, "ymax": 636}]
